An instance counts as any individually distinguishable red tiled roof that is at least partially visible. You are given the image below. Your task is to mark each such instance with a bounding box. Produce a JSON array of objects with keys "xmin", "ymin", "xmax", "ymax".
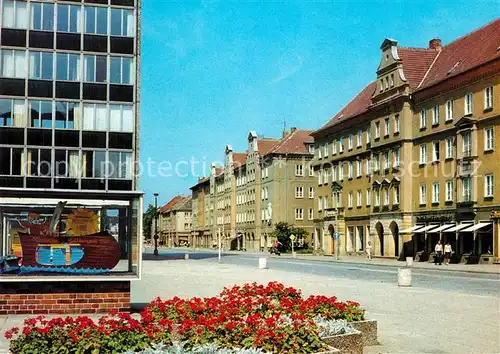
[
  {"xmin": 257, "ymin": 139, "xmax": 279, "ymax": 155},
  {"xmin": 158, "ymin": 195, "xmax": 184, "ymax": 213},
  {"xmin": 418, "ymin": 19, "xmax": 500, "ymax": 90},
  {"xmin": 232, "ymin": 152, "xmax": 247, "ymax": 167},
  {"xmin": 267, "ymin": 129, "xmax": 314, "ymax": 155},
  {"xmin": 313, "ymin": 81, "xmax": 377, "ymax": 135},
  {"xmin": 397, "ymin": 47, "xmax": 439, "ymax": 89}
]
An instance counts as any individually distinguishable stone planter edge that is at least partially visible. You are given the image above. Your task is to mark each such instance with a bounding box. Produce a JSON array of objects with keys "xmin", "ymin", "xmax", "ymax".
[
  {"xmin": 321, "ymin": 330, "xmax": 363, "ymax": 354},
  {"xmin": 349, "ymin": 319, "xmax": 378, "ymax": 346}
]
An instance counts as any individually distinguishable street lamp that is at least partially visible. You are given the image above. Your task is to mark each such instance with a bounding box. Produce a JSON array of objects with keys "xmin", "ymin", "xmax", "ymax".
[{"xmin": 153, "ymin": 193, "xmax": 159, "ymax": 256}]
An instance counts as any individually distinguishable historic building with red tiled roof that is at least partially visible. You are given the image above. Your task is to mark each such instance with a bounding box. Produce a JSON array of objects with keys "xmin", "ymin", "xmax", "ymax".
[
  {"xmin": 157, "ymin": 195, "xmax": 192, "ymax": 246},
  {"xmin": 311, "ymin": 19, "xmax": 500, "ymax": 263},
  {"xmin": 190, "ymin": 128, "xmax": 317, "ymax": 251}
]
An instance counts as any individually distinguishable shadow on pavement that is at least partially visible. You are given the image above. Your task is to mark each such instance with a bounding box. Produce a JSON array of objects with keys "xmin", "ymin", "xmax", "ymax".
[{"xmin": 142, "ymin": 252, "xmax": 236, "ymax": 261}]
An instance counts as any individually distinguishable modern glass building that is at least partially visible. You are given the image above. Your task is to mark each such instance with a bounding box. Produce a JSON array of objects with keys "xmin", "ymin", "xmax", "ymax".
[{"xmin": 0, "ymin": 0, "xmax": 142, "ymax": 284}]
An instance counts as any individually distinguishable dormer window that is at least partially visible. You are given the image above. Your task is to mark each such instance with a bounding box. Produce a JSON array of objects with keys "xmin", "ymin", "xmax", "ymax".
[{"xmin": 390, "ymin": 74, "xmax": 394, "ymax": 87}]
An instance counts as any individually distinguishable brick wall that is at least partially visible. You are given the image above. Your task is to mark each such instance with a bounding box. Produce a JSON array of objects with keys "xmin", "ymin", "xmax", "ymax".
[{"xmin": 0, "ymin": 281, "xmax": 130, "ymax": 315}]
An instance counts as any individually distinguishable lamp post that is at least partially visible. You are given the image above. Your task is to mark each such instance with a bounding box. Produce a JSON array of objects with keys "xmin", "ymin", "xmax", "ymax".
[{"xmin": 153, "ymin": 193, "xmax": 159, "ymax": 256}]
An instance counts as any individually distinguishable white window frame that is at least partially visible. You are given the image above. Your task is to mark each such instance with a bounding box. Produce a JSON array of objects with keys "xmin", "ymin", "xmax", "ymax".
[
  {"xmin": 357, "ymin": 190, "xmax": 362, "ymax": 207},
  {"xmin": 384, "ymin": 118, "xmax": 389, "ymax": 136},
  {"xmin": 57, "ymin": 3, "xmax": 82, "ymax": 33},
  {"xmin": 366, "ymin": 128, "xmax": 371, "ymax": 144},
  {"xmin": 393, "ymin": 185, "xmax": 400, "ymax": 205},
  {"xmin": 318, "ymin": 196, "xmax": 323, "ymax": 211},
  {"xmin": 295, "ymin": 164, "xmax": 304, "ymax": 176},
  {"xmin": 295, "ymin": 208, "xmax": 303, "ymax": 220},
  {"xmin": 446, "ymin": 181, "xmax": 453, "ymax": 202},
  {"xmin": 309, "ymin": 187, "xmax": 314, "ymax": 199},
  {"xmin": 84, "ymin": 5, "xmax": 108, "ymax": 35},
  {"xmin": 339, "ymin": 138, "xmax": 344, "ymax": 153},
  {"xmin": 357, "ymin": 130, "xmax": 362, "ymax": 147},
  {"xmin": 318, "ymin": 169, "xmax": 323, "ymax": 185},
  {"xmin": 432, "ymin": 141, "xmax": 440, "ymax": 162},
  {"xmin": 318, "ymin": 145, "xmax": 322, "ymax": 159},
  {"xmin": 485, "ymin": 174, "xmax": 494, "ymax": 198},
  {"xmin": 432, "ymin": 105, "xmax": 439, "ymax": 125},
  {"xmin": 432, "ymin": 183, "xmax": 440, "ymax": 204},
  {"xmin": 348, "ymin": 161, "xmax": 353, "ymax": 179},
  {"xmin": 110, "ymin": 7, "xmax": 135, "ymax": 37},
  {"xmin": 445, "ymin": 137, "xmax": 454, "ymax": 159},
  {"xmin": 374, "ymin": 188, "xmax": 380, "ymax": 206},
  {"xmin": 323, "ymin": 169, "xmax": 328, "ymax": 184},
  {"xmin": 56, "ymin": 52, "xmax": 81, "ymax": 81},
  {"xmin": 393, "ymin": 149, "xmax": 400, "ymax": 168},
  {"xmin": 332, "ymin": 166, "xmax": 337, "ymax": 182},
  {"xmin": 420, "ymin": 109, "xmax": 427, "ymax": 128},
  {"xmin": 375, "ymin": 122, "xmax": 380, "ymax": 138},
  {"xmin": 420, "ymin": 144, "xmax": 427, "ymax": 164},
  {"xmin": 384, "ymin": 151, "xmax": 390, "ymax": 170},
  {"xmin": 464, "ymin": 93, "xmax": 473, "ymax": 115},
  {"xmin": 332, "ymin": 139, "xmax": 337, "ymax": 154},
  {"xmin": 394, "ymin": 115, "xmax": 400, "ymax": 134},
  {"xmin": 348, "ymin": 135, "xmax": 353, "ymax": 150},
  {"xmin": 347, "ymin": 192, "xmax": 353, "ymax": 208},
  {"xmin": 366, "ymin": 188, "xmax": 371, "ymax": 206},
  {"xmin": 383, "ymin": 186, "xmax": 389, "ymax": 206},
  {"xmin": 485, "ymin": 127, "xmax": 494, "ymax": 151},
  {"xmin": 463, "ymin": 177, "xmax": 472, "ymax": 201},
  {"xmin": 84, "ymin": 54, "xmax": 107, "ymax": 83},
  {"xmin": 445, "ymin": 100, "xmax": 453, "ymax": 122},
  {"xmin": 30, "ymin": 1, "xmax": 54, "ymax": 31},
  {"xmin": 356, "ymin": 160, "xmax": 362, "ymax": 177},
  {"xmin": 323, "ymin": 142, "xmax": 329, "ymax": 157},
  {"xmin": 309, "ymin": 165, "xmax": 314, "ymax": 177},
  {"xmin": 484, "ymin": 86, "xmax": 493, "ymax": 110},
  {"xmin": 308, "ymin": 208, "xmax": 314, "ymax": 220},
  {"xmin": 420, "ymin": 184, "xmax": 427, "ymax": 205},
  {"xmin": 29, "ymin": 51, "xmax": 53, "ymax": 80}
]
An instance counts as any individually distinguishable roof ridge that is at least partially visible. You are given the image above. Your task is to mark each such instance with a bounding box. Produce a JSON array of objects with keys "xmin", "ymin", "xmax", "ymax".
[
  {"xmin": 398, "ymin": 46, "xmax": 436, "ymax": 51},
  {"xmin": 442, "ymin": 18, "xmax": 500, "ymax": 50},
  {"xmin": 417, "ymin": 49, "xmax": 442, "ymax": 89},
  {"xmin": 267, "ymin": 131, "xmax": 294, "ymax": 154}
]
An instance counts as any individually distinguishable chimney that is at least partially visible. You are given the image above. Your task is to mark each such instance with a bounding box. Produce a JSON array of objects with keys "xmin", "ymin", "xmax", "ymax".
[
  {"xmin": 429, "ymin": 38, "xmax": 442, "ymax": 50},
  {"xmin": 282, "ymin": 130, "xmax": 289, "ymax": 138},
  {"xmin": 290, "ymin": 127, "xmax": 297, "ymax": 133}
]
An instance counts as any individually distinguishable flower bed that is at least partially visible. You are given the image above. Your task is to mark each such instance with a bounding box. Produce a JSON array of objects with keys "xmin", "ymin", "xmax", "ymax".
[{"xmin": 5, "ymin": 282, "xmax": 368, "ymax": 354}]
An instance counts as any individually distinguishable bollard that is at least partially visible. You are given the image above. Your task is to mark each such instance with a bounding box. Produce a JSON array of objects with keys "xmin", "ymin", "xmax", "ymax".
[
  {"xmin": 184, "ymin": 253, "xmax": 189, "ymax": 260},
  {"xmin": 258, "ymin": 257, "xmax": 268, "ymax": 269},
  {"xmin": 398, "ymin": 267, "xmax": 412, "ymax": 287},
  {"xmin": 406, "ymin": 256, "xmax": 413, "ymax": 267}
]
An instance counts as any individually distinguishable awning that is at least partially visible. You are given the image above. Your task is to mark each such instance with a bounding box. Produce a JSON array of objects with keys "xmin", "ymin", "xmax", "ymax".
[
  {"xmin": 427, "ymin": 224, "xmax": 456, "ymax": 233},
  {"xmin": 400, "ymin": 225, "xmax": 423, "ymax": 233},
  {"xmin": 413, "ymin": 225, "xmax": 440, "ymax": 233},
  {"xmin": 443, "ymin": 223, "xmax": 474, "ymax": 232},
  {"xmin": 461, "ymin": 223, "xmax": 492, "ymax": 232}
]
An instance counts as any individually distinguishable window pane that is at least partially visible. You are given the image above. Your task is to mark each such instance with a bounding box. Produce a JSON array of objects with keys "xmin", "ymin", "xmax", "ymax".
[
  {"xmin": 41, "ymin": 52, "xmax": 53, "ymax": 79},
  {"xmin": 108, "ymin": 152, "xmax": 119, "ymax": 178},
  {"xmin": 55, "ymin": 150, "xmax": 67, "ymax": 176},
  {"xmin": 85, "ymin": 6, "xmax": 95, "ymax": 33},
  {"xmin": 83, "ymin": 104, "xmax": 95, "ymax": 130},
  {"xmin": 95, "ymin": 104, "xmax": 107, "ymax": 131},
  {"xmin": 14, "ymin": 51, "xmax": 25, "ymax": 78},
  {"xmin": 55, "ymin": 101, "xmax": 67, "ymax": 128},
  {"xmin": 122, "ymin": 106, "xmax": 133, "ymax": 132},
  {"xmin": 0, "ymin": 99, "xmax": 13, "ymax": 126},
  {"xmin": 110, "ymin": 57, "xmax": 121, "ymax": 83},
  {"xmin": 39, "ymin": 149, "xmax": 51, "ymax": 176},
  {"xmin": 29, "ymin": 101, "xmax": 40, "ymax": 127},
  {"xmin": 16, "ymin": 1, "xmax": 28, "ymax": 29},
  {"xmin": 57, "ymin": 4, "xmax": 69, "ymax": 31},
  {"xmin": 94, "ymin": 151, "xmax": 106, "ymax": 178},
  {"xmin": 31, "ymin": 2, "xmax": 42, "ymax": 30},
  {"xmin": 95, "ymin": 56, "xmax": 106, "ymax": 82},
  {"xmin": 2, "ymin": 1, "xmax": 15, "ymax": 28},
  {"xmin": 67, "ymin": 102, "xmax": 77, "ymax": 129},
  {"xmin": 84, "ymin": 55, "xmax": 95, "ymax": 82},
  {"xmin": 68, "ymin": 54, "xmax": 80, "ymax": 81},
  {"xmin": 124, "ymin": 10, "xmax": 134, "ymax": 36},
  {"xmin": 56, "ymin": 53, "xmax": 68, "ymax": 80},
  {"xmin": 41, "ymin": 3, "xmax": 54, "ymax": 31},
  {"xmin": 96, "ymin": 7, "xmax": 107, "ymax": 35},
  {"xmin": 29, "ymin": 52, "xmax": 40, "ymax": 79},
  {"xmin": 40, "ymin": 101, "xmax": 52, "ymax": 128},
  {"xmin": 70, "ymin": 5, "xmax": 81, "ymax": 33},
  {"xmin": 122, "ymin": 58, "xmax": 132, "ymax": 84},
  {"xmin": 110, "ymin": 8, "xmax": 122, "ymax": 36},
  {"xmin": 109, "ymin": 105, "xmax": 121, "ymax": 131}
]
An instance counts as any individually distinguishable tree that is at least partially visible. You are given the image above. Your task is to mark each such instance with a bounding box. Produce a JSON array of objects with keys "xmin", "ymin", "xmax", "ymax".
[
  {"xmin": 143, "ymin": 204, "xmax": 157, "ymax": 241},
  {"xmin": 270, "ymin": 222, "xmax": 308, "ymax": 252}
]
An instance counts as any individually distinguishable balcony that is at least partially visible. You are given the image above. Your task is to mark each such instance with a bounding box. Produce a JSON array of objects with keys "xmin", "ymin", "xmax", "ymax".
[{"xmin": 458, "ymin": 162, "xmax": 473, "ymax": 177}]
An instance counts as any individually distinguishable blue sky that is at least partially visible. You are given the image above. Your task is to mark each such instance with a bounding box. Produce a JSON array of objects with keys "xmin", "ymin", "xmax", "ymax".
[{"xmin": 139, "ymin": 0, "xmax": 497, "ymax": 207}]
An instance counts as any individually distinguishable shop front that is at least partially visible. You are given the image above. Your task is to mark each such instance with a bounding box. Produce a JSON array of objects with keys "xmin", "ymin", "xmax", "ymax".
[{"xmin": 0, "ymin": 188, "xmax": 143, "ymax": 314}]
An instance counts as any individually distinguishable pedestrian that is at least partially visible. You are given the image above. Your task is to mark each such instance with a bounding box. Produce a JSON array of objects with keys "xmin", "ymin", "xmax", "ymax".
[
  {"xmin": 434, "ymin": 240, "xmax": 443, "ymax": 265},
  {"xmin": 366, "ymin": 241, "xmax": 372, "ymax": 261},
  {"xmin": 444, "ymin": 241, "xmax": 452, "ymax": 265}
]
